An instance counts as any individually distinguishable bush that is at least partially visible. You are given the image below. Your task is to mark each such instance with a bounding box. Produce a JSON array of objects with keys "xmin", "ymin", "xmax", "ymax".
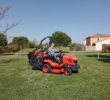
[
  {"xmin": 0, "ymin": 44, "xmax": 20, "ymax": 53},
  {"xmin": 28, "ymin": 41, "xmax": 36, "ymax": 48},
  {"xmin": 0, "ymin": 46, "xmax": 13, "ymax": 53},
  {"xmin": 69, "ymin": 44, "xmax": 76, "ymax": 51},
  {"xmin": 9, "ymin": 44, "xmax": 20, "ymax": 52},
  {"xmin": 12, "ymin": 36, "xmax": 29, "ymax": 50},
  {"xmin": 102, "ymin": 45, "xmax": 110, "ymax": 53},
  {"xmin": 69, "ymin": 43, "xmax": 84, "ymax": 51}
]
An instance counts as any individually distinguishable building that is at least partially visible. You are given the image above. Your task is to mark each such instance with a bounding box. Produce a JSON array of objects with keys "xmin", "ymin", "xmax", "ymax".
[{"xmin": 84, "ymin": 34, "xmax": 110, "ymax": 51}]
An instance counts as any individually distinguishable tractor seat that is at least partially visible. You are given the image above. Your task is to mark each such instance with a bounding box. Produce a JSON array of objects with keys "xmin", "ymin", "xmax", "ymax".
[{"xmin": 48, "ymin": 54, "xmax": 55, "ymax": 61}]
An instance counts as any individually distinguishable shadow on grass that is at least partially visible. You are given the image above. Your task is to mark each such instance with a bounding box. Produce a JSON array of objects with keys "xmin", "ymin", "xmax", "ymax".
[{"xmin": 86, "ymin": 54, "xmax": 110, "ymax": 63}]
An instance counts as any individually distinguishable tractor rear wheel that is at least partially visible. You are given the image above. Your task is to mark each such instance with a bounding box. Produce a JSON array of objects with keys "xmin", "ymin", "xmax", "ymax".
[
  {"xmin": 42, "ymin": 64, "xmax": 51, "ymax": 73},
  {"xmin": 64, "ymin": 68, "xmax": 72, "ymax": 76}
]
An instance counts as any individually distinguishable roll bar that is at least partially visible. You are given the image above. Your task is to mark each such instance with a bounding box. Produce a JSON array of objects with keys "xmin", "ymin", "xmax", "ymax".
[{"xmin": 38, "ymin": 36, "xmax": 52, "ymax": 49}]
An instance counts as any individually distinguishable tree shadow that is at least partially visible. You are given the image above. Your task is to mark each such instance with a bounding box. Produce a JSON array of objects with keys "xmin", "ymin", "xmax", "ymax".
[{"xmin": 86, "ymin": 54, "xmax": 110, "ymax": 63}]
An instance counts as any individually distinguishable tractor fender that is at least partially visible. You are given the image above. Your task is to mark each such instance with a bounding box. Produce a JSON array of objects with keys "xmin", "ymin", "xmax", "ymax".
[{"xmin": 43, "ymin": 59, "xmax": 59, "ymax": 67}]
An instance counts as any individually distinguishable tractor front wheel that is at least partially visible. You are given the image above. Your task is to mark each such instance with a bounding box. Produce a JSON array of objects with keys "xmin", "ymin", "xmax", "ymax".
[
  {"xmin": 64, "ymin": 68, "xmax": 72, "ymax": 76},
  {"xmin": 42, "ymin": 64, "xmax": 51, "ymax": 73}
]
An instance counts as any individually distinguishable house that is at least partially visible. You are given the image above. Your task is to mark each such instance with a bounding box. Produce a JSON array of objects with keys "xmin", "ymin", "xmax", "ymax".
[{"xmin": 84, "ymin": 34, "xmax": 110, "ymax": 51}]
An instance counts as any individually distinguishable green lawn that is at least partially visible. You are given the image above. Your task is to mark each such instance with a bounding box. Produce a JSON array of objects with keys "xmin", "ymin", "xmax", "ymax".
[{"xmin": 0, "ymin": 52, "xmax": 110, "ymax": 100}]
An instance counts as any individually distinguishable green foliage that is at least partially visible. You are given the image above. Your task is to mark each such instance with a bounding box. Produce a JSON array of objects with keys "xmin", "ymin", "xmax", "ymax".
[
  {"xmin": 42, "ymin": 43, "xmax": 49, "ymax": 50},
  {"xmin": 0, "ymin": 34, "xmax": 7, "ymax": 46},
  {"xmin": 12, "ymin": 36, "xmax": 29, "ymax": 50},
  {"xmin": 0, "ymin": 45, "xmax": 12, "ymax": 53},
  {"xmin": 51, "ymin": 31, "xmax": 72, "ymax": 47},
  {"xmin": 69, "ymin": 43, "xmax": 76, "ymax": 51},
  {"xmin": 0, "ymin": 44, "xmax": 20, "ymax": 53},
  {"xmin": 102, "ymin": 45, "xmax": 110, "ymax": 53},
  {"xmin": 8, "ymin": 44, "xmax": 20, "ymax": 52},
  {"xmin": 28, "ymin": 41, "xmax": 37, "ymax": 48},
  {"xmin": 69, "ymin": 43, "xmax": 84, "ymax": 51}
]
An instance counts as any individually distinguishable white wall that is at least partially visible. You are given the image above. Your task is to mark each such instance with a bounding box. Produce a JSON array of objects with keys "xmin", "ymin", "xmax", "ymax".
[
  {"xmin": 84, "ymin": 40, "xmax": 86, "ymax": 46},
  {"xmin": 96, "ymin": 38, "xmax": 110, "ymax": 51},
  {"xmin": 85, "ymin": 46, "xmax": 96, "ymax": 51}
]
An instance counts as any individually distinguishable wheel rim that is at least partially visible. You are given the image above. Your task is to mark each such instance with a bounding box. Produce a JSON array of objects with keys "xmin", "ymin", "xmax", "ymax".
[
  {"xmin": 43, "ymin": 66, "xmax": 48, "ymax": 73},
  {"xmin": 64, "ymin": 69, "xmax": 70, "ymax": 75}
]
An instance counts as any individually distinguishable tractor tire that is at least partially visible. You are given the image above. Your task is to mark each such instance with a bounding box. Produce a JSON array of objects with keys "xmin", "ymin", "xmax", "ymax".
[
  {"xmin": 74, "ymin": 70, "xmax": 78, "ymax": 73},
  {"xmin": 71, "ymin": 64, "xmax": 80, "ymax": 73},
  {"xmin": 32, "ymin": 66, "xmax": 37, "ymax": 70},
  {"xmin": 42, "ymin": 64, "xmax": 51, "ymax": 73},
  {"xmin": 64, "ymin": 68, "xmax": 72, "ymax": 76}
]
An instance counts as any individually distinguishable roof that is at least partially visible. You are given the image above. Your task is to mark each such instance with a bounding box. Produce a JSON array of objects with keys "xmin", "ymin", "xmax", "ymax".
[{"xmin": 86, "ymin": 33, "xmax": 110, "ymax": 38}]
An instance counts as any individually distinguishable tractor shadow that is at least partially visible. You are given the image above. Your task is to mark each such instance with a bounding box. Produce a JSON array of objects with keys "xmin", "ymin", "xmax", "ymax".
[{"xmin": 86, "ymin": 54, "xmax": 110, "ymax": 63}]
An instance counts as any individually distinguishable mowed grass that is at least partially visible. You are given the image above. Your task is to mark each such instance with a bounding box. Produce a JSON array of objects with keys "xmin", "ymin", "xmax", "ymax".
[{"xmin": 0, "ymin": 52, "xmax": 110, "ymax": 100}]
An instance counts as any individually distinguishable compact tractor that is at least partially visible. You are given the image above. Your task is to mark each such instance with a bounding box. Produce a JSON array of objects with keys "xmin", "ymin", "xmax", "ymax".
[{"xmin": 28, "ymin": 36, "xmax": 80, "ymax": 75}]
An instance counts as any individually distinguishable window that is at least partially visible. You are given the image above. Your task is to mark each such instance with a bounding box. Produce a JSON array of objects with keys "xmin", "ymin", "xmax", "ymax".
[
  {"xmin": 97, "ymin": 38, "xmax": 99, "ymax": 41},
  {"xmin": 92, "ymin": 43, "xmax": 96, "ymax": 46}
]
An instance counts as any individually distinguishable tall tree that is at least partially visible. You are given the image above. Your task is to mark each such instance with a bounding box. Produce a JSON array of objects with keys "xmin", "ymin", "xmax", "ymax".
[
  {"xmin": 51, "ymin": 31, "xmax": 72, "ymax": 47},
  {"xmin": 0, "ymin": 6, "xmax": 18, "ymax": 33}
]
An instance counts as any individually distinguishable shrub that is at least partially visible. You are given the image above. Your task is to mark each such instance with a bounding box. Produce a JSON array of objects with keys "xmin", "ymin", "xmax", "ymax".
[
  {"xmin": 0, "ymin": 44, "xmax": 20, "ymax": 53},
  {"xmin": 8, "ymin": 44, "xmax": 20, "ymax": 52},
  {"xmin": 102, "ymin": 45, "xmax": 110, "ymax": 53},
  {"xmin": 12, "ymin": 36, "xmax": 29, "ymax": 50},
  {"xmin": 69, "ymin": 43, "xmax": 84, "ymax": 51},
  {"xmin": 0, "ymin": 46, "xmax": 13, "ymax": 53},
  {"xmin": 28, "ymin": 41, "xmax": 36, "ymax": 48},
  {"xmin": 69, "ymin": 44, "xmax": 76, "ymax": 51}
]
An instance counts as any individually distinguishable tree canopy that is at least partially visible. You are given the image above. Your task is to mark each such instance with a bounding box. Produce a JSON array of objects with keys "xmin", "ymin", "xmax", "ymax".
[
  {"xmin": 0, "ymin": 34, "xmax": 7, "ymax": 46},
  {"xmin": 51, "ymin": 31, "xmax": 72, "ymax": 47},
  {"xmin": 12, "ymin": 36, "xmax": 29, "ymax": 49}
]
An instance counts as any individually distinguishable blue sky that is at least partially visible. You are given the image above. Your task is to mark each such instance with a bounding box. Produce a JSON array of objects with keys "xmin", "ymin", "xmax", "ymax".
[{"xmin": 0, "ymin": 0, "xmax": 110, "ymax": 43}]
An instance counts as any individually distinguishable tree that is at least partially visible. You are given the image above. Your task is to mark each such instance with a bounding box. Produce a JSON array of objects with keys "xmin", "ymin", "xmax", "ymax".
[
  {"xmin": 12, "ymin": 36, "xmax": 29, "ymax": 50},
  {"xmin": 0, "ymin": 6, "xmax": 18, "ymax": 33},
  {"xmin": 0, "ymin": 6, "xmax": 10, "ymax": 20},
  {"xmin": 0, "ymin": 5, "xmax": 18, "ymax": 46},
  {"xmin": 28, "ymin": 40, "xmax": 37, "ymax": 48},
  {"xmin": 0, "ymin": 34, "xmax": 7, "ymax": 46},
  {"xmin": 51, "ymin": 31, "xmax": 72, "ymax": 47},
  {"xmin": 69, "ymin": 43, "xmax": 85, "ymax": 51}
]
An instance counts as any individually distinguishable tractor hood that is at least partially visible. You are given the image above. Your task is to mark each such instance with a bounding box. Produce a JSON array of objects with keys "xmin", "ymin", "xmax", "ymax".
[{"xmin": 63, "ymin": 54, "xmax": 78, "ymax": 65}]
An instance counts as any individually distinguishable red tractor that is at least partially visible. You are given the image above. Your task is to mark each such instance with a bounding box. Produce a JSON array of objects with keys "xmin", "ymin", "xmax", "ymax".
[{"xmin": 28, "ymin": 36, "xmax": 80, "ymax": 75}]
